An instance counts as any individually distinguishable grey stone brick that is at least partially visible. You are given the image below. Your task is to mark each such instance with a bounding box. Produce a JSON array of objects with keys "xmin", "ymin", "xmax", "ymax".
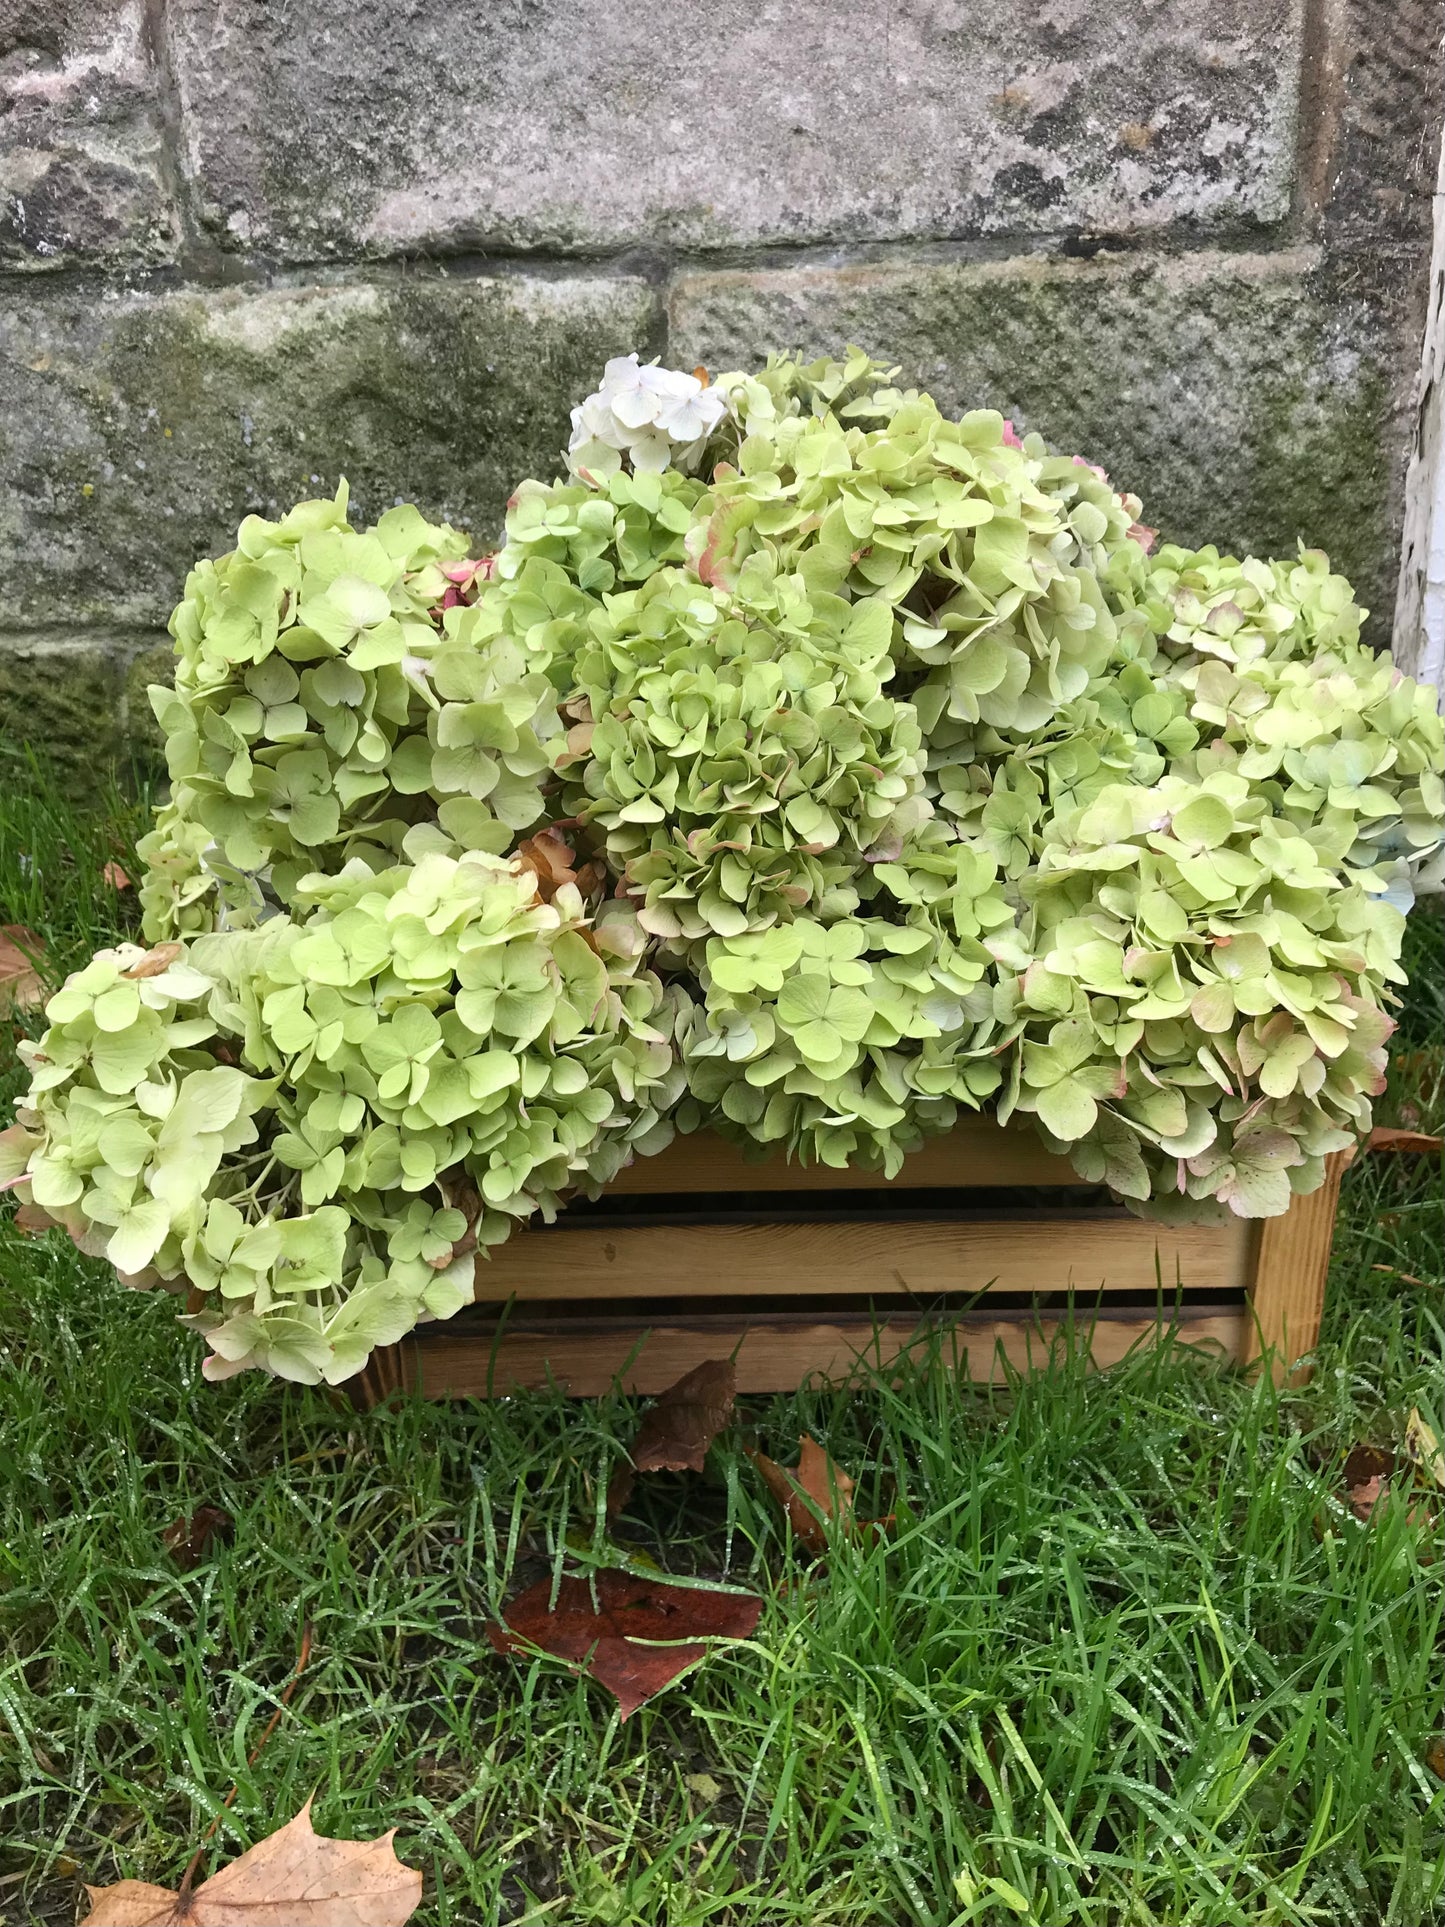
[
  {"xmin": 163, "ymin": 0, "xmax": 1302, "ymax": 259},
  {"xmin": 0, "ymin": 0, "xmax": 179, "ymax": 268}
]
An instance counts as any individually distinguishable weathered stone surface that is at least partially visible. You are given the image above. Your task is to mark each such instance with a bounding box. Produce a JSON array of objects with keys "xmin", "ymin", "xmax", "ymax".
[
  {"xmin": 0, "ymin": 0, "xmax": 178, "ymax": 268},
  {"xmin": 671, "ymin": 249, "xmax": 1411, "ymax": 632},
  {"xmin": 122, "ymin": 634, "xmax": 177, "ymax": 755},
  {"xmin": 164, "ymin": 0, "xmax": 1301, "ymax": 259},
  {"xmin": 0, "ymin": 630, "xmax": 158, "ymax": 778},
  {"xmin": 1311, "ymin": 0, "xmax": 1442, "ymax": 252},
  {"xmin": 0, "ymin": 269, "xmax": 660, "ymax": 627}
]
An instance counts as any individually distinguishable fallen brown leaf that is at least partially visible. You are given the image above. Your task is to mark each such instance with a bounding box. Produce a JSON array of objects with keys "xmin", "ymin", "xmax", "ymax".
[
  {"xmin": 1427, "ymin": 1738, "xmax": 1445, "ymax": 1782},
  {"xmin": 608, "ymin": 1359, "xmax": 736, "ymax": 1518},
  {"xmin": 1404, "ymin": 1409, "xmax": 1445, "ymax": 1491},
  {"xmin": 1342, "ymin": 1444, "xmax": 1400, "ymax": 1522},
  {"xmin": 0, "ymin": 925, "xmax": 46, "ymax": 1017},
  {"xmin": 162, "ymin": 1506, "xmax": 234, "ymax": 1572},
  {"xmin": 749, "ymin": 1436, "xmax": 856, "ymax": 1557},
  {"xmin": 632, "ymin": 1361, "xmax": 736, "ymax": 1474},
  {"xmin": 488, "ymin": 1568, "xmax": 762, "ymax": 1720},
  {"xmin": 81, "ymin": 1800, "xmax": 421, "ymax": 1926},
  {"xmin": 1346, "ymin": 1473, "xmax": 1390, "ymax": 1522},
  {"xmin": 1339, "ymin": 1443, "xmax": 1438, "ymax": 1532},
  {"xmin": 102, "ymin": 861, "xmax": 132, "ymax": 890},
  {"xmin": 1367, "ymin": 1127, "xmax": 1443, "ymax": 1156}
]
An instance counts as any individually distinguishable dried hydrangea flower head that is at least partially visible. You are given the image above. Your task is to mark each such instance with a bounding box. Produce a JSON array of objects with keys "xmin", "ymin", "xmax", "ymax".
[{"xmin": 7, "ymin": 349, "xmax": 1443, "ymax": 1383}]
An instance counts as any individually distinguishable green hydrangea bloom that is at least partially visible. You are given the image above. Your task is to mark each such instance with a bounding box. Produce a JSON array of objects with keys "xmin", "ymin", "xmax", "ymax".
[
  {"xmin": 9, "ymin": 854, "xmax": 686, "ymax": 1383},
  {"xmin": 138, "ymin": 485, "xmax": 561, "ymax": 939},
  {"xmin": 562, "ymin": 563, "xmax": 926, "ymax": 953},
  {"xmin": 12, "ymin": 348, "xmax": 1445, "ymax": 1382},
  {"xmin": 681, "ymin": 833, "xmax": 1013, "ymax": 1173},
  {"xmin": 998, "ymin": 768, "xmax": 1407, "ymax": 1217}
]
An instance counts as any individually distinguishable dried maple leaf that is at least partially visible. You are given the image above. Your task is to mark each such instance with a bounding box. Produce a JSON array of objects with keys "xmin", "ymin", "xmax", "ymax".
[
  {"xmin": 0, "ymin": 925, "xmax": 46, "ymax": 1017},
  {"xmin": 488, "ymin": 1568, "xmax": 761, "ymax": 1720},
  {"xmin": 1367, "ymin": 1127, "xmax": 1443, "ymax": 1156},
  {"xmin": 608, "ymin": 1359, "xmax": 737, "ymax": 1518},
  {"xmin": 163, "ymin": 1506, "xmax": 235, "ymax": 1573},
  {"xmin": 81, "ymin": 1799, "xmax": 421, "ymax": 1925},
  {"xmin": 749, "ymin": 1436, "xmax": 857, "ymax": 1557}
]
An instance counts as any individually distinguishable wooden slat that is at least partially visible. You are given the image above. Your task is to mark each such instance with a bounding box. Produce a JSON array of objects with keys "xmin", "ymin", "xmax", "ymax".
[
  {"xmin": 471, "ymin": 1213, "xmax": 1255, "ymax": 1302},
  {"xmin": 1246, "ymin": 1149, "xmax": 1350, "ymax": 1384},
  {"xmin": 393, "ymin": 1309, "xmax": 1247, "ymax": 1400},
  {"xmin": 605, "ymin": 1121, "xmax": 1075, "ymax": 1194},
  {"xmin": 347, "ymin": 1336, "xmax": 406, "ymax": 1411}
]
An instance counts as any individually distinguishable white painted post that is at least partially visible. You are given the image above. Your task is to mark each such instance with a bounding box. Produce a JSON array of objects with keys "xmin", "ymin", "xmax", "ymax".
[{"xmin": 1394, "ymin": 128, "xmax": 1445, "ymax": 693}]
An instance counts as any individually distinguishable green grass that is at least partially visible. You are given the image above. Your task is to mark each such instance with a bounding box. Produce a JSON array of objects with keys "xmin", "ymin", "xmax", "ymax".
[{"xmin": 1, "ymin": 761, "xmax": 1442, "ymax": 1927}]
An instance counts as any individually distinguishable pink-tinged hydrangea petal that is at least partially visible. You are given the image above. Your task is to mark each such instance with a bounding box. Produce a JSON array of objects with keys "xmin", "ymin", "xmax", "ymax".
[
  {"xmin": 1001, "ymin": 419, "xmax": 1023, "ymax": 448},
  {"xmin": 436, "ymin": 555, "xmax": 497, "ymax": 609},
  {"xmin": 1072, "ymin": 454, "xmax": 1111, "ymax": 482}
]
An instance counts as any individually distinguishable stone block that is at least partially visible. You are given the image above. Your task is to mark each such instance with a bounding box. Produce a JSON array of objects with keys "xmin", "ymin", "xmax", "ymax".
[
  {"xmin": 1311, "ymin": 0, "xmax": 1442, "ymax": 252},
  {"xmin": 0, "ymin": 631, "xmax": 153, "ymax": 778},
  {"xmin": 0, "ymin": 0, "xmax": 179, "ymax": 268},
  {"xmin": 0, "ymin": 269, "xmax": 660, "ymax": 627},
  {"xmin": 670, "ymin": 248, "xmax": 1409, "ymax": 630},
  {"xmin": 163, "ymin": 0, "xmax": 1302, "ymax": 258}
]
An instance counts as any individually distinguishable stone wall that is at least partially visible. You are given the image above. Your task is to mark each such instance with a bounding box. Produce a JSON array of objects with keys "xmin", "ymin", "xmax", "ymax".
[{"xmin": 1, "ymin": 0, "xmax": 1440, "ymax": 773}]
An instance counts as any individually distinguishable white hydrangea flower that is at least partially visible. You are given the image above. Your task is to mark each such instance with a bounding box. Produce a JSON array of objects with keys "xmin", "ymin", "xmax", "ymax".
[
  {"xmin": 627, "ymin": 427, "xmax": 675, "ymax": 472},
  {"xmin": 566, "ymin": 354, "xmax": 729, "ymax": 479},
  {"xmin": 604, "ymin": 355, "xmax": 665, "ymax": 431},
  {"xmin": 652, "ymin": 371, "xmax": 726, "ymax": 443},
  {"xmin": 570, "ymin": 389, "xmax": 629, "ymax": 451}
]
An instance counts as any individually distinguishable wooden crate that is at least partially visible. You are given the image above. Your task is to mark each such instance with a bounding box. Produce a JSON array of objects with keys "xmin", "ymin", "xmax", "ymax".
[{"xmin": 349, "ymin": 1120, "xmax": 1347, "ymax": 1406}]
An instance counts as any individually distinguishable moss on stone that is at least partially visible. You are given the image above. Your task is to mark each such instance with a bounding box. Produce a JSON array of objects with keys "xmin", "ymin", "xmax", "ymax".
[
  {"xmin": 0, "ymin": 637, "xmax": 129, "ymax": 785},
  {"xmin": 122, "ymin": 638, "xmax": 179, "ymax": 759},
  {"xmin": 0, "ymin": 272, "xmax": 662, "ymax": 630}
]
